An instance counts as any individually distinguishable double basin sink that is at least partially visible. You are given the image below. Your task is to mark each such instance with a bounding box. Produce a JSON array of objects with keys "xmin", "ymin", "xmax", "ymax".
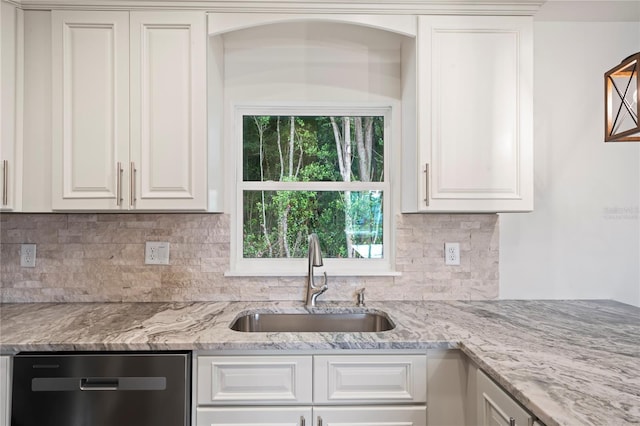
[{"xmin": 230, "ymin": 311, "xmax": 394, "ymax": 333}]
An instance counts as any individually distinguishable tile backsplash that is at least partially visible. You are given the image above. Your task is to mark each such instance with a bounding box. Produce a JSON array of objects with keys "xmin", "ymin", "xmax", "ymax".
[{"xmin": 0, "ymin": 213, "xmax": 498, "ymax": 303}]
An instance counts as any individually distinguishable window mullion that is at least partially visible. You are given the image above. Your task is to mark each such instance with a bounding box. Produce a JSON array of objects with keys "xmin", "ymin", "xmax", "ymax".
[{"xmin": 240, "ymin": 182, "xmax": 387, "ymax": 191}]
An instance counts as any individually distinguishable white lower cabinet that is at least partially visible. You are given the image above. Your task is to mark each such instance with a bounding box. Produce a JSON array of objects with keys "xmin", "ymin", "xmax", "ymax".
[
  {"xmin": 196, "ymin": 407, "xmax": 312, "ymax": 426},
  {"xmin": 197, "ymin": 406, "xmax": 425, "ymax": 426},
  {"xmin": 313, "ymin": 406, "xmax": 426, "ymax": 425},
  {"xmin": 477, "ymin": 369, "xmax": 534, "ymax": 426},
  {"xmin": 195, "ymin": 353, "xmax": 427, "ymax": 426}
]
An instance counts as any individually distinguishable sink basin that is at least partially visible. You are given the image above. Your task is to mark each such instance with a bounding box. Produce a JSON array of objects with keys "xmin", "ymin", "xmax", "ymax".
[{"xmin": 230, "ymin": 312, "xmax": 394, "ymax": 333}]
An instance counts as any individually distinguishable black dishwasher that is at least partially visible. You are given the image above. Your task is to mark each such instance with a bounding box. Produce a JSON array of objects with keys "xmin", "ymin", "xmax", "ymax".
[{"xmin": 11, "ymin": 351, "xmax": 191, "ymax": 426}]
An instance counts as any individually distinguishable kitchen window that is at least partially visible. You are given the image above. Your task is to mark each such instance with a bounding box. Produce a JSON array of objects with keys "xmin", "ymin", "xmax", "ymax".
[{"xmin": 230, "ymin": 106, "xmax": 394, "ymax": 276}]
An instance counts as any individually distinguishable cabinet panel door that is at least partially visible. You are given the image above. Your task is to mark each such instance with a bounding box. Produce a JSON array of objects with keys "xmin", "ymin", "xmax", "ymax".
[
  {"xmin": 130, "ymin": 11, "xmax": 207, "ymax": 210},
  {"xmin": 417, "ymin": 16, "xmax": 533, "ymax": 212},
  {"xmin": 314, "ymin": 355, "xmax": 427, "ymax": 404},
  {"xmin": 197, "ymin": 355, "xmax": 313, "ymax": 405},
  {"xmin": 1, "ymin": 2, "xmax": 23, "ymax": 211},
  {"xmin": 477, "ymin": 369, "xmax": 533, "ymax": 426},
  {"xmin": 313, "ymin": 406, "xmax": 426, "ymax": 426},
  {"xmin": 197, "ymin": 407, "xmax": 311, "ymax": 426},
  {"xmin": 51, "ymin": 10, "xmax": 129, "ymax": 210}
]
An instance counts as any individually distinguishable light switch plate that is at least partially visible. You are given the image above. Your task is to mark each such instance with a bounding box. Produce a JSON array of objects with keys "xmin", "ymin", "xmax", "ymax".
[{"xmin": 145, "ymin": 241, "xmax": 170, "ymax": 265}]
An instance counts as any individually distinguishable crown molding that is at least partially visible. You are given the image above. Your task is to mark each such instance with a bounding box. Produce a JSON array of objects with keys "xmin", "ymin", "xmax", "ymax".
[
  {"xmin": 5, "ymin": 0, "xmax": 546, "ymax": 15},
  {"xmin": 535, "ymin": 0, "xmax": 640, "ymax": 21}
]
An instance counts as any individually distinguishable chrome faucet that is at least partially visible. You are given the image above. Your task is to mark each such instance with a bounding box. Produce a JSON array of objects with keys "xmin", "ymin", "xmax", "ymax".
[{"xmin": 305, "ymin": 233, "xmax": 328, "ymax": 308}]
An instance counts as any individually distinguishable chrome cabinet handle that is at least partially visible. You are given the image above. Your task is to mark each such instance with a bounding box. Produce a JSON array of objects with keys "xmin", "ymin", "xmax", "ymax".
[
  {"xmin": 116, "ymin": 162, "xmax": 123, "ymax": 206},
  {"xmin": 300, "ymin": 415, "xmax": 305, "ymax": 426},
  {"xmin": 424, "ymin": 163, "xmax": 430, "ymax": 207},
  {"xmin": 317, "ymin": 416, "xmax": 323, "ymax": 426},
  {"xmin": 130, "ymin": 162, "xmax": 136, "ymax": 207},
  {"xmin": 509, "ymin": 417, "xmax": 516, "ymax": 426},
  {"xmin": 2, "ymin": 160, "xmax": 8, "ymax": 206}
]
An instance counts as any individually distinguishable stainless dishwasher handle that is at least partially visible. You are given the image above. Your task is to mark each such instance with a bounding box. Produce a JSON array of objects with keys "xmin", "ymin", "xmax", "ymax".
[
  {"xmin": 2, "ymin": 160, "xmax": 8, "ymax": 206},
  {"xmin": 80, "ymin": 378, "xmax": 119, "ymax": 391}
]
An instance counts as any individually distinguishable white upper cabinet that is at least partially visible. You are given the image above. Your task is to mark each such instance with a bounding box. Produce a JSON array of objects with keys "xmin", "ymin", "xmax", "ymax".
[
  {"xmin": 51, "ymin": 10, "xmax": 207, "ymax": 211},
  {"xmin": 51, "ymin": 10, "xmax": 129, "ymax": 210},
  {"xmin": 405, "ymin": 15, "xmax": 533, "ymax": 212},
  {"xmin": 129, "ymin": 11, "xmax": 207, "ymax": 210},
  {"xmin": 1, "ymin": 2, "xmax": 24, "ymax": 211}
]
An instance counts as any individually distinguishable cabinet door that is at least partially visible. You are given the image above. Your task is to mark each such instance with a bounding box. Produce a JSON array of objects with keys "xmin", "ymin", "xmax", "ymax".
[
  {"xmin": 129, "ymin": 11, "xmax": 207, "ymax": 210},
  {"xmin": 416, "ymin": 16, "xmax": 533, "ymax": 212},
  {"xmin": 197, "ymin": 407, "xmax": 311, "ymax": 426},
  {"xmin": 1, "ymin": 2, "xmax": 23, "ymax": 211},
  {"xmin": 477, "ymin": 369, "xmax": 533, "ymax": 426},
  {"xmin": 51, "ymin": 10, "xmax": 130, "ymax": 210},
  {"xmin": 313, "ymin": 406, "xmax": 426, "ymax": 426},
  {"xmin": 0, "ymin": 356, "xmax": 10, "ymax": 426},
  {"xmin": 197, "ymin": 355, "xmax": 313, "ymax": 405},
  {"xmin": 314, "ymin": 355, "xmax": 427, "ymax": 404}
]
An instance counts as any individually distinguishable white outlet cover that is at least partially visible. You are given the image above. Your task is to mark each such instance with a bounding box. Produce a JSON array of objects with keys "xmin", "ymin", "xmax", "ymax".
[
  {"xmin": 444, "ymin": 242, "xmax": 460, "ymax": 266},
  {"xmin": 20, "ymin": 243, "xmax": 37, "ymax": 268},
  {"xmin": 145, "ymin": 241, "xmax": 170, "ymax": 265}
]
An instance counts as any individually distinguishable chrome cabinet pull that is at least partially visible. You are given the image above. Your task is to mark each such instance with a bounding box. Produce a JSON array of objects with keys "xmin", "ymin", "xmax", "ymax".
[
  {"xmin": 424, "ymin": 163, "xmax": 430, "ymax": 206},
  {"xmin": 130, "ymin": 162, "xmax": 136, "ymax": 207},
  {"xmin": 300, "ymin": 415, "xmax": 305, "ymax": 426},
  {"xmin": 317, "ymin": 416, "xmax": 323, "ymax": 426},
  {"xmin": 116, "ymin": 162, "xmax": 123, "ymax": 206},
  {"xmin": 2, "ymin": 160, "xmax": 8, "ymax": 206},
  {"xmin": 509, "ymin": 417, "xmax": 516, "ymax": 426}
]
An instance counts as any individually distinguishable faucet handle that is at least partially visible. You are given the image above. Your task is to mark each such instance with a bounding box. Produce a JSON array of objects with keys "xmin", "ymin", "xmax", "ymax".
[{"xmin": 356, "ymin": 288, "xmax": 366, "ymax": 307}]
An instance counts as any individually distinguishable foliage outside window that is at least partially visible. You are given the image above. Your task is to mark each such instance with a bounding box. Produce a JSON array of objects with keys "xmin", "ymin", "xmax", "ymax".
[{"xmin": 236, "ymin": 107, "xmax": 390, "ymax": 273}]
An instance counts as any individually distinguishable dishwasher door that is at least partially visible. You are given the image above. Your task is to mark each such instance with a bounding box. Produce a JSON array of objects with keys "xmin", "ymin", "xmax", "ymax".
[{"xmin": 11, "ymin": 352, "xmax": 190, "ymax": 426}]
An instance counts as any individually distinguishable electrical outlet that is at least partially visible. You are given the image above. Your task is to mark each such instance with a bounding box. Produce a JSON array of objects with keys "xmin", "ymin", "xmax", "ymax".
[
  {"xmin": 444, "ymin": 242, "xmax": 460, "ymax": 266},
  {"xmin": 145, "ymin": 241, "xmax": 170, "ymax": 265},
  {"xmin": 20, "ymin": 244, "xmax": 36, "ymax": 268}
]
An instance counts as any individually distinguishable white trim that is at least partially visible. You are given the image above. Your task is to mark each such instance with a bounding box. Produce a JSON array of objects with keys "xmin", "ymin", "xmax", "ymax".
[
  {"xmin": 240, "ymin": 182, "xmax": 387, "ymax": 191},
  {"xmin": 207, "ymin": 13, "xmax": 418, "ymax": 37},
  {"xmin": 229, "ymin": 104, "xmax": 395, "ymax": 277},
  {"xmin": 10, "ymin": 0, "xmax": 546, "ymax": 16}
]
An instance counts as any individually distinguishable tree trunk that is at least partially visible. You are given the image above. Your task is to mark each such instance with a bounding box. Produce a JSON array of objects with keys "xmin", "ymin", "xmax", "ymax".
[
  {"xmin": 330, "ymin": 116, "xmax": 354, "ymax": 257},
  {"xmin": 288, "ymin": 116, "xmax": 295, "ymax": 178},
  {"xmin": 279, "ymin": 205, "xmax": 291, "ymax": 258},
  {"xmin": 354, "ymin": 117, "xmax": 373, "ymax": 182},
  {"xmin": 253, "ymin": 117, "xmax": 273, "ymax": 257},
  {"xmin": 276, "ymin": 117, "xmax": 284, "ymax": 180}
]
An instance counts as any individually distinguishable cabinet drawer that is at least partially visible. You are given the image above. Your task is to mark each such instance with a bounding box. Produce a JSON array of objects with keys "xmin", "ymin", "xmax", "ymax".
[
  {"xmin": 313, "ymin": 405, "xmax": 427, "ymax": 425},
  {"xmin": 196, "ymin": 407, "xmax": 312, "ymax": 426},
  {"xmin": 314, "ymin": 355, "xmax": 427, "ymax": 404},
  {"xmin": 477, "ymin": 369, "xmax": 533, "ymax": 426},
  {"xmin": 197, "ymin": 356, "xmax": 312, "ymax": 405}
]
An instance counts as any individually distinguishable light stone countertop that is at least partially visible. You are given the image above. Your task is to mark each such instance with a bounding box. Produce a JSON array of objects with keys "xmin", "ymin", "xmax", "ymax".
[{"xmin": 1, "ymin": 300, "xmax": 639, "ymax": 426}]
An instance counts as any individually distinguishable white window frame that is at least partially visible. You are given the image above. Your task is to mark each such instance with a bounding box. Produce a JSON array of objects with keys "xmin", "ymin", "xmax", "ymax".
[{"xmin": 227, "ymin": 104, "xmax": 397, "ymax": 277}]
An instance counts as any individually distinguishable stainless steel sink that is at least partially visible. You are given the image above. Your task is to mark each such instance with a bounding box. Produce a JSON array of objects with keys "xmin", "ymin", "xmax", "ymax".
[{"xmin": 230, "ymin": 312, "xmax": 394, "ymax": 333}]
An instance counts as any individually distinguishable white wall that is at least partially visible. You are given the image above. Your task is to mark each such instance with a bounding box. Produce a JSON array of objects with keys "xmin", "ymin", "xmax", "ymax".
[{"xmin": 500, "ymin": 12, "xmax": 640, "ymax": 306}]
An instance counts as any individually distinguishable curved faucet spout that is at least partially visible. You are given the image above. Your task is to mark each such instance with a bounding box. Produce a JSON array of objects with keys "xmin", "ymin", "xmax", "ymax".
[{"xmin": 305, "ymin": 233, "xmax": 329, "ymax": 307}]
